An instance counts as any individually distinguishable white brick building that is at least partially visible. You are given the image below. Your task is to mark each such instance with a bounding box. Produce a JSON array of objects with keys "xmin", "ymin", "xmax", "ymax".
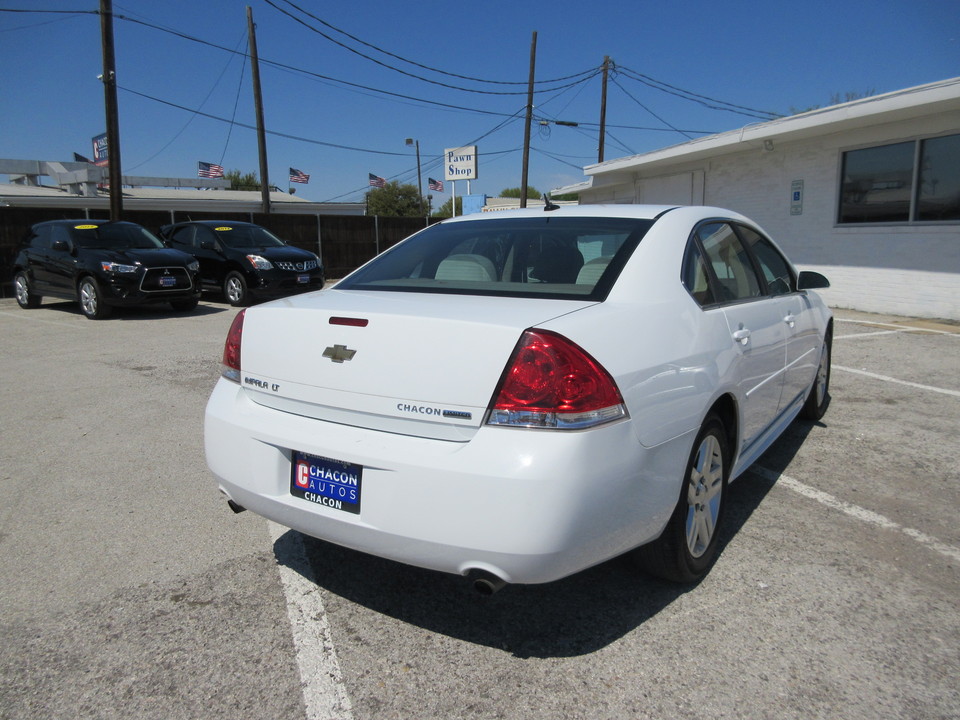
[{"xmin": 572, "ymin": 78, "xmax": 960, "ymax": 321}]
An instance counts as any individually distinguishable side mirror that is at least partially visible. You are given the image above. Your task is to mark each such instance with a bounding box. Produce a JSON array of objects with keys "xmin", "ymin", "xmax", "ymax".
[
  {"xmin": 199, "ymin": 240, "xmax": 216, "ymax": 251},
  {"xmin": 52, "ymin": 240, "xmax": 71, "ymax": 253},
  {"xmin": 798, "ymin": 270, "xmax": 830, "ymax": 290}
]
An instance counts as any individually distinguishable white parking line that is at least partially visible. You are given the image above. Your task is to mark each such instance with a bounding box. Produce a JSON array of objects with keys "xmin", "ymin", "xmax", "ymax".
[
  {"xmin": 0, "ymin": 310, "xmax": 81, "ymax": 329},
  {"xmin": 834, "ymin": 317, "xmax": 959, "ymax": 336},
  {"xmin": 268, "ymin": 521, "xmax": 354, "ymax": 720},
  {"xmin": 833, "ymin": 365, "xmax": 960, "ymax": 398},
  {"xmin": 835, "ymin": 329, "xmax": 919, "ymax": 340},
  {"xmin": 754, "ymin": 467, "xmax": 960, "ymax": 564}
]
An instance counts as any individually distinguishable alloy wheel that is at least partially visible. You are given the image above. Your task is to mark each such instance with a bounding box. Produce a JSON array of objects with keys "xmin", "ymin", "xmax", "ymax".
[{"xmin": 685, "ymin": 434, "xmax": 724, "ymax": 558}]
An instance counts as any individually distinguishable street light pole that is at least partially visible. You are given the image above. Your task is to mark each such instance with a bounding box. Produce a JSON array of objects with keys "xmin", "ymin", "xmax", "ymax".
[{"xmin": 405, "ymin": 138, "xmax": 425, "ymax": 223}]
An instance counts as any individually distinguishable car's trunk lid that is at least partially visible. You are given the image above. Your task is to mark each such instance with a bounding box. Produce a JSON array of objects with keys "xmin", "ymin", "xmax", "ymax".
[{"xmin": 238, "ymin": 289, "xmax": 595, "ymax": 440}]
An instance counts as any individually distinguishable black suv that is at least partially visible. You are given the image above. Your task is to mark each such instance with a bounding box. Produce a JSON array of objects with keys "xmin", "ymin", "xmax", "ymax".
[
  {"xmin": 13, "ymin": 219, "xmax": 201, "ymax": 319},
  {"xmin": 159, "ymin": 221, "xmax": 324, "ymax": 306}
]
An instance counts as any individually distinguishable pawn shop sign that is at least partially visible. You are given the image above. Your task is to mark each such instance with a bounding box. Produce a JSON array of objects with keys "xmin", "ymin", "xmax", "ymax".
[{"xmin": 444, "ymin": 146, "xmax": 478, "ymax": 181}]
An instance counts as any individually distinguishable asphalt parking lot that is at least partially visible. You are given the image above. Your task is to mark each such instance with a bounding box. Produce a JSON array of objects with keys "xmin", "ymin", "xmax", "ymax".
[{"xmin": 1, "ymin": 296, "xmax": 957, "ymax": 720}]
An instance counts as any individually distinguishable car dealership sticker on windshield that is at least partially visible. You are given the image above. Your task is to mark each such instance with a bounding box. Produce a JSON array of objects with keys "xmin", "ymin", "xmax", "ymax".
[
  {"xmin": 215, "ymin": 227, "xmax": 233, "ymax": 231},
  {"xmin": 74, "ymin": 224, "xmax": 98, "ymax": 229}
]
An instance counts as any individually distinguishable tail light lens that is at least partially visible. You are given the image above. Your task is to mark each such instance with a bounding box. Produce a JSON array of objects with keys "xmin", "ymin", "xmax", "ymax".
[
  {"xmin": 221, "ymin": 309, "xmax": 245, "ymax": 382},
  {"xmin": 487, "ymin": 329, "xmax": 627, "ymax": 430}
]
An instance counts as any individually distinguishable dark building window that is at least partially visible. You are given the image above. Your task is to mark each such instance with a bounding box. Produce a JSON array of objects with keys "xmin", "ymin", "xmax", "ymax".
[{"xmin": 839, "ymin": 134, "xmax": 959, "ymax": 224}]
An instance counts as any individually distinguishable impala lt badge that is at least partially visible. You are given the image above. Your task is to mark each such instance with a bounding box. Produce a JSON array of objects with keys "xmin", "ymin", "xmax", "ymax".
[{"xmin": 322, "ymin": 344, "xmax": 357, "ymax": 363}]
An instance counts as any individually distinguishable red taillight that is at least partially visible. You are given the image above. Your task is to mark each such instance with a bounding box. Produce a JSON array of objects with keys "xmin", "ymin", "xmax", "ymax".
[
  {"xmin": 487, "ymin": 330, "xmax": 627, "ymax": 430},
  {"xmin": 221, "ymin": 309, "xmax": 245, "ymax": 382}
]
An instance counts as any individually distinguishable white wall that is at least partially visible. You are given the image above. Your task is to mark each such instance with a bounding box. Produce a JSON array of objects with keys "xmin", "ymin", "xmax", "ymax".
[{"xmin": 581, "ymin": 115, "xmax": 960, "ymax": 320}]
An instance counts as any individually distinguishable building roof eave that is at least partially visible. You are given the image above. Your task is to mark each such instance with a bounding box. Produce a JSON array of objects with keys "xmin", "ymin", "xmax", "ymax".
[{"xmin": 585, "ymin": 76, "xmax": 960, "ymax": 180}]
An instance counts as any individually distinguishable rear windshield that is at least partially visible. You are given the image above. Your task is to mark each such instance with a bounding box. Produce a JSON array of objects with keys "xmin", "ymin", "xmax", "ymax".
[
  {"xmin": 70, "ymin": 223, "xmax": 164, "ymax": 250},
  {"xmin": 337, "ymin": 216, "xmax": 653, "ymax": 300}
]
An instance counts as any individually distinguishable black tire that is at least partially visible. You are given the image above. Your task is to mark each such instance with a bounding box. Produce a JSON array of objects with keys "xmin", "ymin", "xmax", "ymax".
[
  {"xmin": 78, "ymin": 276, "xmax": 112, "ymax": 319},
  {"xmin": 170, "ymin": 298, "xmax": 199, "ymax": 312},
  {"xmin": 800, "ymin": 329, "xmax": 831, "ymax": 421},
  {"xmin": 223, "ymin": 271, "xmax": 250, "ymax": 307},
  {"xmin": 634, "ymin": 414, "xmax": 728, "ymax": 583},
  {"xmin": 14, "ymin": 271, "xmax": 41, "ymax": 309}
]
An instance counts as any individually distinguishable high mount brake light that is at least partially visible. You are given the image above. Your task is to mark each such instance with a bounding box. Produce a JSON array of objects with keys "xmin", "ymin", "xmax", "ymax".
[
  {"xmin": 221, "ymin": 309, "xmax": 245, "ymax": 382},
  {"xmin": 487, "ymin": 329, "xmax": 627, "ymax": 430}
]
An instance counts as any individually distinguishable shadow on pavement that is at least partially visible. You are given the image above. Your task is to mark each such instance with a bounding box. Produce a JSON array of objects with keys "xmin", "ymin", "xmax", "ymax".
[{"xmin": 273, "ymin": 416, "xmax": 825, "ymax": 658}]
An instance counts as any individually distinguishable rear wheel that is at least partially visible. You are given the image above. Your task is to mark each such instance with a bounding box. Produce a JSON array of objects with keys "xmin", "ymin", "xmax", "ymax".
[
  {"xmin": 78, "ymin": 276, "xmax": 112, "ymax": 319},
  {"xmin": 634, "ymin": 414, "xmax": 728, "ymax": 583},
  {"xmin": 223, "ymin": 271, "xmax": 249, "ymax": 306},
  {"xmin": 14, "ymin": 271, "xmax": 41, "ymax": 308},
  {"xmin": 800, "ymin": 330, "xmax": 831, "ymax": 421}
]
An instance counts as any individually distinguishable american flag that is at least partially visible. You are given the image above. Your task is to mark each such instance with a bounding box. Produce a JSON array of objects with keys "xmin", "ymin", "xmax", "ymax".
[
  {"xmin": 289, "ymin": 167, "xmax": 310, "ymax": 184},
  {"xmin": 368, "ymin": 173, "xmax": 387, "ymax": 188},
  {"xmin": 198, "ymin": 161, "xmax": 224, "ymax": 179},
  {"xmin": 428, "ymin": 177, "xmax": 444, "ymax": 192}
]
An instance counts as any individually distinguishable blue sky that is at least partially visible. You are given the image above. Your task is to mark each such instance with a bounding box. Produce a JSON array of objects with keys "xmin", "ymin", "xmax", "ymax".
[{"xmin": 1, "ymin": 0, "xmax": 957, "ymax": 205}]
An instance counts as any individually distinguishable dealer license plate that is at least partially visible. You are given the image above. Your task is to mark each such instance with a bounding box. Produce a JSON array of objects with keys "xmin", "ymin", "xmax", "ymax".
[
  {"xmin": 297, "ymin": 274, "xmax": 310, "ymax": 284},
  {"xmin": 291, "ymin": 451, "xmax": 362, "ymax": 514},
  {"xmin": 160, "ymin": 276, "xmax": 176, "ymax": 287}
]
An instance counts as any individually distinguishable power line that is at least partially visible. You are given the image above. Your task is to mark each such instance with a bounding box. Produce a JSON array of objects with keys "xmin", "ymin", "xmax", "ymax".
[
  {"xmin": 268, "ymin": 0, "xmax": 600, "ymax": 88},
  {"xmin": 256, "ymin": 0, "xmax": 601, "ymax": 97},
  {"xmin": 616, "ymin": 64, "xmax": 781, "ymax": 120},
  {"xmin": 111, "ymin": 15, "xmax": 589, "ymax": 117},
  {"xmin": 611, "ymin": 77, "xmax": 694, "ymax": 140}
]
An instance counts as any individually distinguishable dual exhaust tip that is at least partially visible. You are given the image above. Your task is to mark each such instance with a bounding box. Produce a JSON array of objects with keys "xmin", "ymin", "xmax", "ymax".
[{"xmin": 224, "ymin": 499, "xmax": 508, "ymax": 594}]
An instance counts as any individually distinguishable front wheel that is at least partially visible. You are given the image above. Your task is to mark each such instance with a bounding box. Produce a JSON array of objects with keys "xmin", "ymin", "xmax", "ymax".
[
  {"xmin": 78, "ymin": 277, "xmax": 112, "ymax": 319},
  {"xmin": 634, "ymin": 414, "xmax": 728, "ymax": 583},
  {"xmin": 223, "ymin": 271, "xmax": 250, "ymax": 307},
  {"xmin": 800, "ymin": 330, "xmax": 831, "ymax": 421},
  {"xmin": 14, "ymin": 271, "xmax": 41, "ymax": 309}
]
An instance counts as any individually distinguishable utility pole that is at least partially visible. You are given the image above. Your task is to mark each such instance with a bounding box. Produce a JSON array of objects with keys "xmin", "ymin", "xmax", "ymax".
[
  {"xmin": 598, "ymin": 56, "xmax": 610, "ymax": 164},
  {"xmin": 520, "ymin": 31, "xmax": 537, "ymax": 208},
  {"xmin": 247, "ymin": 6, "xmax": 270, "ymax": 215},
  {"xmin": 100, "ymin": 0, "xmax": 122, "ymax": 220}
]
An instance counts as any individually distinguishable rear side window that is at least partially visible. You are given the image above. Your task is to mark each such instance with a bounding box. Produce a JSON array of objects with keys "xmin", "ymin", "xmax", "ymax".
[
  {"xmin": 338, "ymin": 217, "xmax": 653, "ymax": 300},
  {"xmin": 681, "ymin": 241, "xmax": 716, "ymax": 306},
  {"xmin": 170, "ymin": 225, "xmax": 197, "ymax": 247},
  {"xmin": 28, "ymin": 226, "xmax": 53, "ymax": 250}
]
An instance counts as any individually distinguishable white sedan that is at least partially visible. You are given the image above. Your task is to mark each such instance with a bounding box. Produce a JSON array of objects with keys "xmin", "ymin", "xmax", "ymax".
[{"xmin": 205, "ymin": 205, "xmax": 832, "ymax": 593}]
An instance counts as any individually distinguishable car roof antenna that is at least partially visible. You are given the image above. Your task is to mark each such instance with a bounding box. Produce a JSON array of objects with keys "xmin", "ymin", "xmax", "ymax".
[{"xmin": 543, "ymin": 193, "xmax": 560, "ymax": 212}]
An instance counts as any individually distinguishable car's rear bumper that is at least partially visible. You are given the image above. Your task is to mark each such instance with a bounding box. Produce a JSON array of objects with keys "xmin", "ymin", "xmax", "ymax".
[{"xmin": 204, "ymin": 378, "xmax": 692, "ymax": 584}]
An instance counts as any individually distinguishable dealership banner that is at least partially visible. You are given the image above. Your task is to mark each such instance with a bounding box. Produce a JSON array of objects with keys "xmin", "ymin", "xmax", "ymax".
[{"xmin": 92, "ymin": 133, "xmax": 109, "ymax": 167}]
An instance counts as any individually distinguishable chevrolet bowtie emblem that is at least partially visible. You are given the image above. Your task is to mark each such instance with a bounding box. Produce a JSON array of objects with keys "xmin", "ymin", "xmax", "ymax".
[{"xmin": 322, "ymin": 344, "xmax": 357, "ymax": 363}]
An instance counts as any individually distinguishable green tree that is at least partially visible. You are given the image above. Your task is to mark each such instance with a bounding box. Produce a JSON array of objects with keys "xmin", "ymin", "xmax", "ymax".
[
  {"xmin": 224, "ymin": 169, "xmax": 261, "ymax": 191},
  {"xmin": 431, "ymin": 196, "xmax": 463, "ymax": 218},
  {"xmin": 366, "ymin": 181, "xmax": 423, "ymax": 217},
  {"xmin": 499, "ymin": 186, "xmax": 541, "ymax": 200}
]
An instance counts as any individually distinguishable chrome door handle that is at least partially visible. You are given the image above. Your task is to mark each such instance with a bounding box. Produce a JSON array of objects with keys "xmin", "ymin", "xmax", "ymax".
[
  {"xmin": 784, "ymin": 313, "xmax": 796, "ymax": 328},
  {"xmin": 732, "ymin": 329, "xmax": 751, "ymax": 345}
]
